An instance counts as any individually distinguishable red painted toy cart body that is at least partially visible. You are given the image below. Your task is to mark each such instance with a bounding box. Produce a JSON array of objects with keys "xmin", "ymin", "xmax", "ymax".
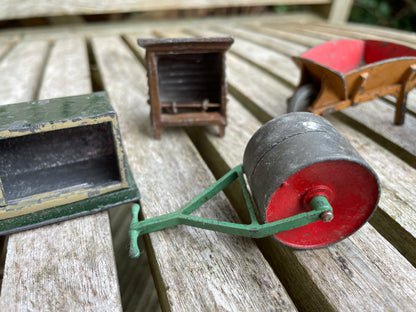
[{"xmin": 288, "ymin": 39, "xmax": 416, "ymax": 124}]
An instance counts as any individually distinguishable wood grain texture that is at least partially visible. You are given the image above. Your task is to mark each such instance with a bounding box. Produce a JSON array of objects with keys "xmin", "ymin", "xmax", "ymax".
[
  {"xmin": 228, "ymin": 52, "xmax": 291, "ymax": 118},
  {"xmin": 38, "ymin": 38, "xmax": 92, "ymax": 99},
  {"xmin": 0, "ymin": 37, "xmax": 122, "ymax": 311},
  {"xmin": 92, "ymin": 35, "xmax": 297, "ymax": 312},
  {"xmin": 305, "ymin": 23, "xmax": 416, "ymax": 114},
  {"xmin": 269, "ymin": 22, "xmax": 350, "ymax": 41},
  {"xmin": 151, "ymin": 26, "xmax": 416, "ymax": 311},
  {"xmin": 186, "ymin": 27, "xmax": 301, "ymax": 87},
  {"xmin": 0, "ymin": 214, "xmax": 121, "ymax": 311},
  {"xmin": 294, "ymin": 223, "xmax": 416, "ymax": 311},
  {"xmin": 0, "ymin": 41, "xmax": 49, "ymax": 105},
  {"xmin": 109, "ymin": 204, "xmax": 161, "ymax": 312},
  {"xmin": 211, "ymin": 24, "xmax": 416, "ymax": 160},
  {"xmin": 0, "ymin": 13, "xmax": 323, "ymax": 45},
  {"xmin": 273, "ymin": 22, "xmax": 416, "ymax": 114},
  {"xmin": 0, "ymin": 0, "xmax": 332, "ymax": 20},
  {"xmin": 191, "ymin": 47, "xmax": 416, "ymax": 312},
  {"xmin": 212, "ymin": 23, "xmax": 416, "ymax": 246},
  {"xmin": 150, "ymin": 26, "xmax": 416, "ymax": 249},
  {"xmin": 196, "ymin": 79, "xmax": 416, "ymax": 312},
  {"xmin": 341, "ymin": 100, "xmax": 416, "ymax": 155},
  {"xmin": 1, "ymin": 12, "xmax": 416, "ymax": 312},
  {"xmin": 311, "ymin": 22, "xmax": 416, "ymax": 47},
  {"xmin": 328, "ymin": 116, "xmax": 416, "ymax": 265},
  {"xmin": 326, "ymin": 0, "xmax": 353, "ymax": 24},
  {"xmin": 213, "ymin": 24, "xmax": 308, "ymax": 56},
  {"xmin": 184, "ymin": 28, "xmax": 293, "ymax": 121},
  {"xmin": 0, "ymin": 44, "xmax": 11, "ymax": 60},
  {"xmin": 243, "ymin": 24, "xmax": 325, "ymax": 48}
]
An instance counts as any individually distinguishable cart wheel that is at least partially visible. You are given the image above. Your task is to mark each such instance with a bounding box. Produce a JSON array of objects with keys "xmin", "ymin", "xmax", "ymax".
[{"xmin": 287, "ymin": 84, "xmax": 318, "ymax": 113}]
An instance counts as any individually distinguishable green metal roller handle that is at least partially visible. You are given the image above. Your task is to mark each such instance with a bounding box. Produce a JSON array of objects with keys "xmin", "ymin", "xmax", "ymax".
[{"xmin": 129, "ymin": 164, "xmax": 333, "ymax": 258}]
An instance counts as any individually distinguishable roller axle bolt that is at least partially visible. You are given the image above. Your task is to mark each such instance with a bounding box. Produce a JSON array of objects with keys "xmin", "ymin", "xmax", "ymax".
[
  {"xmin": 320, "ymin": 210, "xmax": 334, "ymax": 222},
  {"xmin": 309, "ymin": 195, "xmax": 334, "ymax": 223},
  {"xmin": 243, "ymin": 113, "xmax": 380, "ymax": 248}
]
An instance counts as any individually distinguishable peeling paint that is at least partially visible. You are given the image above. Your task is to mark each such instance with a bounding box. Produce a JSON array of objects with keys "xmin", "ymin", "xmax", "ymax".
[{"xmin": 0, "ymin": 92, "xmax": 140, "ymax": 233}]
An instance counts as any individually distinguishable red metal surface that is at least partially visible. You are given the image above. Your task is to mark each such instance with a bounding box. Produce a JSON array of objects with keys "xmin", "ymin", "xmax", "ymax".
[
  {"xmin": 301, "ymin": 39, "xmax": 365, "ymax": 73},
  {"xmin": 364, "ymin": 40, "xmax": 416, "ymax": 64},
  {"xmin": 292, "ymin": 39, "xmax": 416, "ymax": 124},
  {"xmin": 300, "ymin": 39, "xmax": 416, "ymax": 74},
  {"xmin": 266, "ymin": 160, "xmax": 379, "ymax": 248}
]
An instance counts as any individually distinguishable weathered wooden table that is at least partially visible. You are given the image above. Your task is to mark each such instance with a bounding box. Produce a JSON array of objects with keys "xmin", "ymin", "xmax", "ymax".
[{"xmin": 1, "ymin": 7, "xmax": 416, "ymax": 312}]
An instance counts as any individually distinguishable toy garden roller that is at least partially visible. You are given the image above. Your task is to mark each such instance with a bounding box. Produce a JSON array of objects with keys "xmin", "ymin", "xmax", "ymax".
[{"xmin": 129, "ymin": 112, "xmax": 380, "ymax": 257}]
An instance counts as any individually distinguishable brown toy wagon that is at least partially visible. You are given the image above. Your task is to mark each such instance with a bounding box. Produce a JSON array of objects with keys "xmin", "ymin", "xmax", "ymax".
[{"xmin": 288, "ymin": 39, "xmax": 416, "ymax": 124}]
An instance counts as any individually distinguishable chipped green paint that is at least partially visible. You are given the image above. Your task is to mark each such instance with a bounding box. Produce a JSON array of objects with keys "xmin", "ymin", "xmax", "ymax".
[
  {"xmin": 0, "ymin": 92, "xmax": 114, "ymax": 131},
  {"xmin": 129, "ymin": 164, "xmax": 332, "ymax": 258},
  {"xmin": 0, "ymin": 92, "xmax": 140, "ymax": 235}
]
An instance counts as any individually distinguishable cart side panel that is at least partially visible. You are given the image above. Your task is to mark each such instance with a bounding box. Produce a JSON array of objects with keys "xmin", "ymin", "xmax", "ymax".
[
  {"xmin": 345, "ymin": 59, "xmax": 416, "ymax": 101},
  {"xmin": 293, "ymin": 56, "xmax": 312, "ymax": 87},
  {"xmin": 293, "ymin": 57, "xmax": 347, "ymax": 111},
  {"xmin": 364, "ymin": 41, "xmax": 416, "ymax": 65}
]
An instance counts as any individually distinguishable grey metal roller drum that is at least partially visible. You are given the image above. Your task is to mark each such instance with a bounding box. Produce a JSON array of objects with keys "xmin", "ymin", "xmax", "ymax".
[{"xmin": 243, "ymin": 112, "xmax": 380, "ymax": 248}]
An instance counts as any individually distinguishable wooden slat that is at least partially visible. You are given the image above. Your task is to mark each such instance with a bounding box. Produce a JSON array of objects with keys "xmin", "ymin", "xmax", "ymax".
[
  {"xmin": 186, "ymin": 27, "xmax": 300, "ymax": 86},
  {"xmin": 0, "ymin": 37, "xmax": 123, "ymax": 311},
  {"xmin": 268, "ymin": 21, "xmax": 349, "ymax": 41},
  {"xmin": 213, "ymin": 24, "xmax": 308, "ymax": 56},
  {"xmin": 286, "ymin": 23, "xmax": 383, "ymax": 40},
  {"xmin": 227, "ymin": 54, "xmax": 291, "ymax": 119},
  {"xmin": 328, "ymin": 116, "xmax": 416, "ymax": 265},
  {"xmin": 241, "ymin": 24, "xmax": 325, "ymax": 47},
  {"xmin": 0, "ymin": 41, "xmax": 49, "ymax": 105},
  {"xmin": 153, "ymin": 26, "xmax": 293, "ymax": 121},
  {"xmin": 193, "ymin": 25, "xmax": 416, "ymax": 261},
  {"xmin": 153, "ymin": 27, "xmax": 416, "ymax": 311},
  {"xmin": 209, "ymin": 24, "xmax": 416, "ymax": 162},
  {"xmin": 194, "ymin": 94, "xmax": 416, "ymax": 309},
  {"xmin": 38, "ymin": 38, "xmax": 92, "ymax": 99},
  {"xmin": 0, "ymin": 0, "xmax": 332, "ymax": 20},
  {"xmin": 209, "ymin": 94, "xmax": 416, "ymax": 310},
  {"xmin": 109, "ymin": 203, "xmax": 161, "ymax": 312},
  {"xmin": 0, "ymin": 44, "xmax": 11, "ymax": 60},
  {"xmin": 311, "ymin": 22, "xmax": 416, "ymax": 47},
  {"xmin": 341, "ymin": 102, "xmax": 416, "ymax": 155},
  {"xmin": 0, "ymin": 13, "xmax": 323, "ymax": 45},
  {"xmin": 0, "ymin": 12, "xmax": 415, "ymax": 312},
  {"xmin": 326, "ymin": 0, "xmax": 353, "ymax": 24},
  {"xmin": 0, "ymin": 41, "xmax": 49, "ymax": 290},
  {"xmin": 101, "ymin": 63, "xmax": 160, "ymax": 312},
  {"xmin": 293, "ymin": 26, "xmax": 416, "ymax": 155},
  {"xmin": 272, "ymin": 22, "xmax": 416, "ymax": 115},
  {"xmin": 92, "ymin": 35, "xmax": 297, "ymax": 312}
]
